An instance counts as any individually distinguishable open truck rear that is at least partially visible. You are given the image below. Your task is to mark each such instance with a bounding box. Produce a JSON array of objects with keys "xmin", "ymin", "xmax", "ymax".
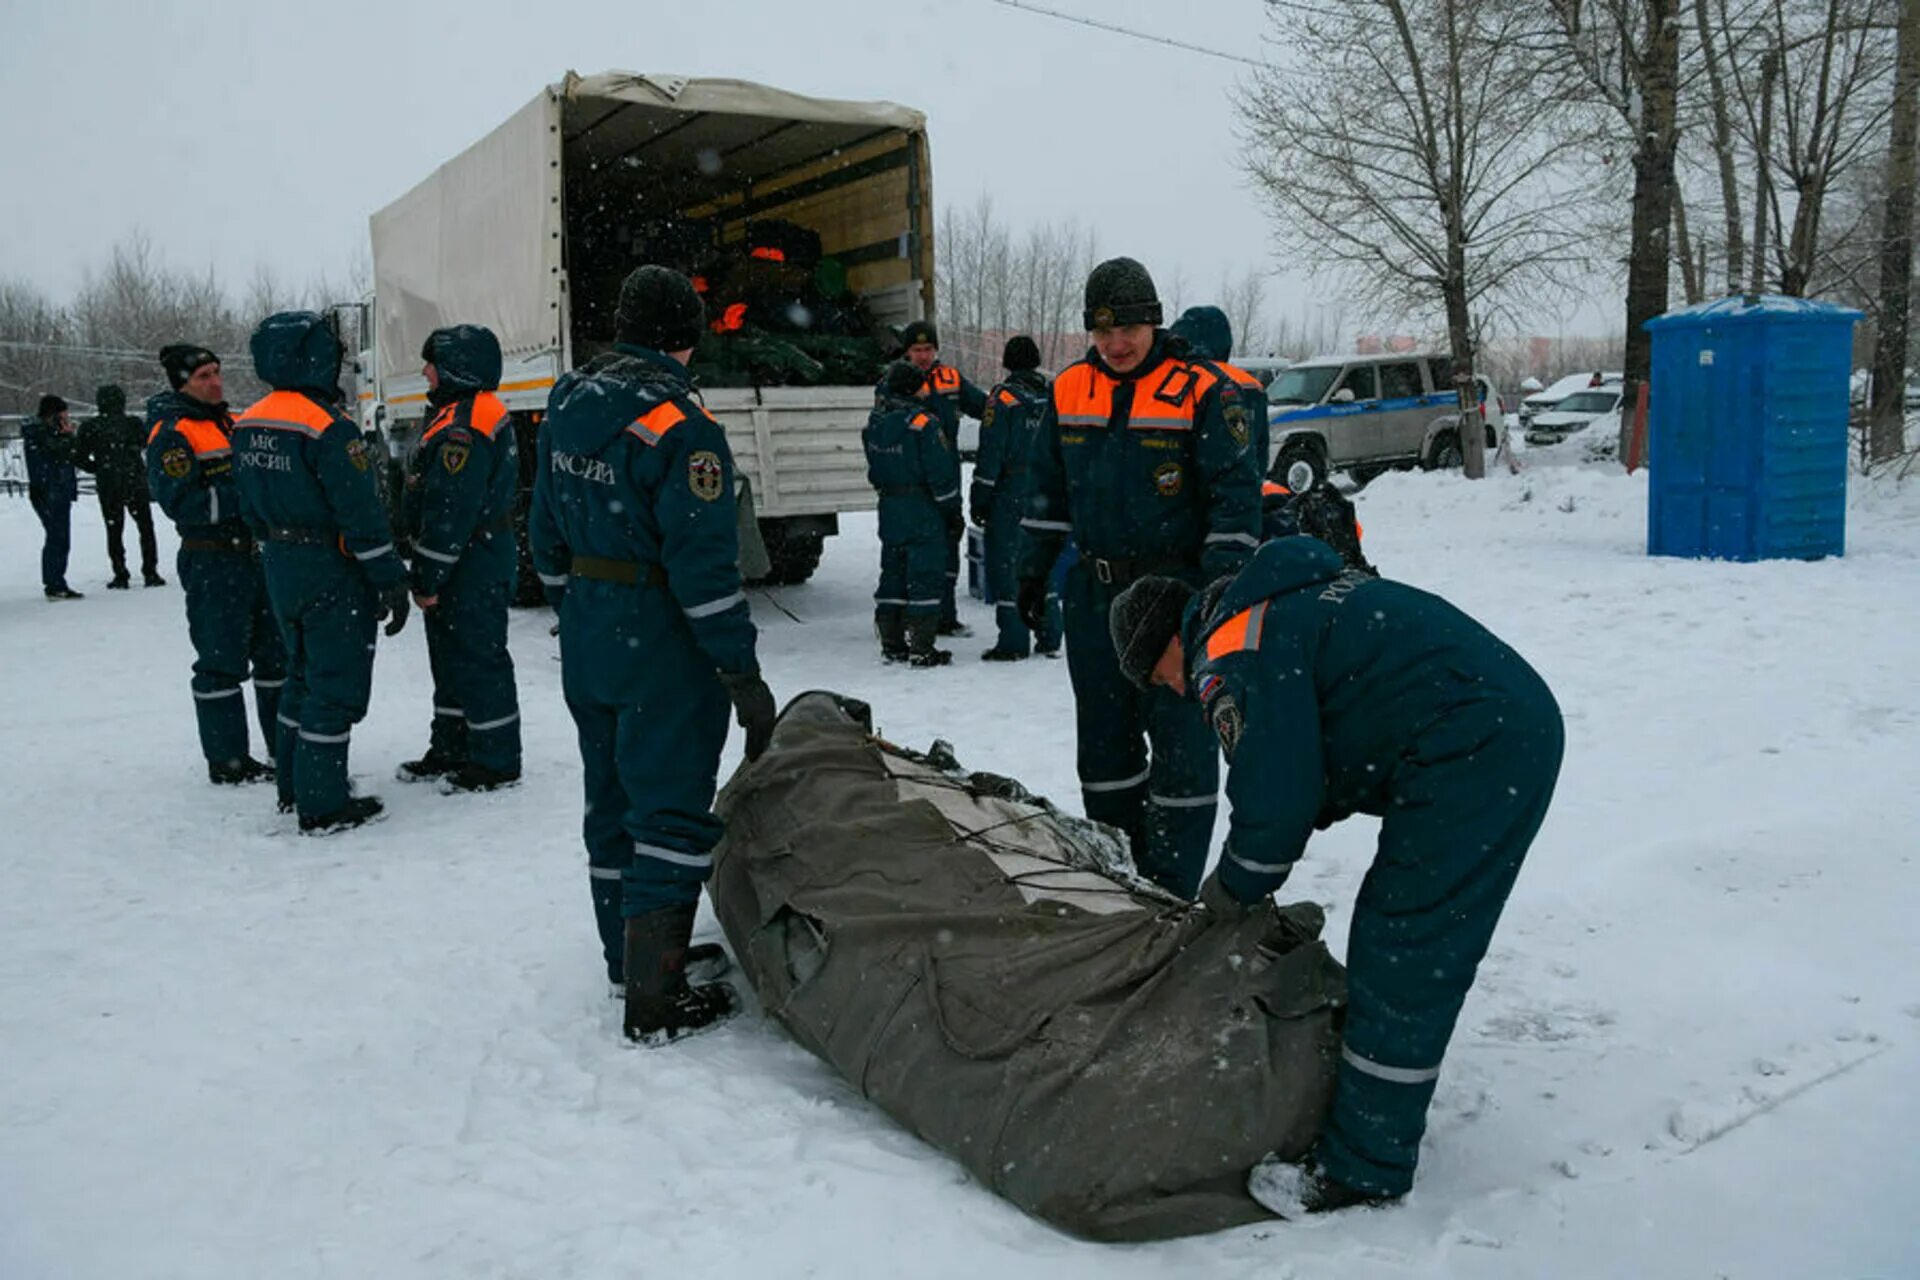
[{"xmin": 367, "ymin": 71, "xmax": 935, "ymax": 588}]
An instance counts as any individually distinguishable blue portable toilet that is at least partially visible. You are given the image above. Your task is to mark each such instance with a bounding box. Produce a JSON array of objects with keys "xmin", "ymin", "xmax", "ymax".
[{"xmin": 1644, "ymin": 294, "xmax": 1860, "ymax": 561}]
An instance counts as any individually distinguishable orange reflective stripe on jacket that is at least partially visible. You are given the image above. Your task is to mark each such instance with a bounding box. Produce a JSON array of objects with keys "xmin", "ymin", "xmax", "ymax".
[
  {"xmin": 149, "ymin": 415, "xmax": 232, "ymax": 457},
  {"xmin": 625, "ymin": 399, "xmax": 688, "ymax": 446},
  {"xmin": 236, "ymin": 390, "xmax": 336, "ymax": 437},
  {"xmin": 1262, "ymin": 481, "xmax": 1291, "ymax": 498},
  {"xmin": 1053, "ymin": 359, "xmax": 1222, "ymax": 432},
  {"xmin": 423, "ymin": 392, "xmax": 511, "ymax": 444},
  {"xmin": 909, "ymin": 412, "xmax": 935, "ymax": 432},
  {"xmin": 995, "ymin": 388, "xmax": 1017, "ymax": 407},
  {"xmin": 930, "ymin": 365, "xmax": 960, "ymax": 393},
  {"xmin": 1205, "ymin": 601, "xmax": 1268, "ymax": 661},
  {"xmin": 1217, "ymin": 361, "xmax": 1262, "ymax": 390}
]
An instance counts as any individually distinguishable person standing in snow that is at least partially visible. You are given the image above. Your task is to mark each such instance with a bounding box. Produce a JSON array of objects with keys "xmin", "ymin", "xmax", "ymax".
[
  {"xmin": 529, "ymin": 265, "xmax": 775, "ymax": 1044},
  {"xmin": 864, "ymin": 359, "xmax": 962, "ymax": 667},
  {"xmin": 145, "ymin": 344, "xmax": 286, "ymax": 786},
  {"xmin": 76, "ymin": 383, "xmax": 164, "ymax": 589},
  {"xmin": 969, "ymin": 335, "xmax": 1060, "ymax": 660},
  {"xmin": 887, "ymin": 319, "xmax": 986, "ymax": 636},
  {"xmin": 393, "ymin": 325, "xmax": 522, "ymax": 794},
  {"xmin": 23, "ymin": 394, "xmax": 84, "ymax": 600},
  {"xmin": 1168, "ymin": 305, "xmax": 1271, "ymax": 477},
  {"xmin": 1107, "ymin": 544, "xmax": 1563, "ymax": 1212},
  {"xmin": 1015, "ymin": 257, "xmax": 1263, "ymax": 900},
  {"xmin": 231, "ymin": 313, "xmax": 410, "ymax": 835}
]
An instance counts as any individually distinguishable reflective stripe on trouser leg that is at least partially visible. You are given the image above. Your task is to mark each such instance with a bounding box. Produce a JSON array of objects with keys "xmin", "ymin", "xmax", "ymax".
[
  {"xmin": 247, "ymin": 557, "xmax": 286, "ymax": 762},
  {"xmin": 879, "ymin": 537, "xmax": 946, "ymax": 620},
  {"xmin": 617, "ymin": 650, "xmax": 731, "ymax": 918},
  {"xmin": 436, "ymin": 575, "xmax": 519, "ymax": 773},
  {"xmin": 182, "ymin": 546, "xmax": 257, "ymax": 767},
  {"xmin": 940, "ymin": 525, "xmax": 961, "ymax": 626},
  {"xmin": 1316, "ymin": 702, "xmax": 1565, "ymax": 1197},
  {"xmin": 289, "ymin": 581, "xmax": 378, "ymax": 819},
  {"xmin": 1138, "ymin": 686, "xmax": 1220, "ymax": 899},
  {"xmin": 423, "ymin": 601, "xmax": 469, "ymax": 765},
  {"xmin": 567, "ymin": 695, "xmax": 634, "ymax": 980},
  {"xmin": 1063, "ymin": 570, "xmax": 1150, "ymax": 857},
  {"xmin": 984, "ymin": 509, "xmax": 1030, "ymax": 655}
]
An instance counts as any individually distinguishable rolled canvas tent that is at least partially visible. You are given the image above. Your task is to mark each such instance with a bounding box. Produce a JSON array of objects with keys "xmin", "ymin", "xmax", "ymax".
[{"xmin": 709, "ymin": 692, "xmax": 1347, "ymax": 1241}]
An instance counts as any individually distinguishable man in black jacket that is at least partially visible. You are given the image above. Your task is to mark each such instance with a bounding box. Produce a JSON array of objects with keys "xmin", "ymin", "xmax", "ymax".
[
  {"xmin": 23, "ymin": 394, "xmax": 83, "ymax": 599},
  {"xmin": 76, "ymin": 384, "xmax": 164, "ymax": 588}
]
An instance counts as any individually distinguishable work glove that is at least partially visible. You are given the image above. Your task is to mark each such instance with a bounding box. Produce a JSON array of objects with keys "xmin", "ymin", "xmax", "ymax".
[
  {"xmin": 968, "ymin": 482, "xmax": 991, "ymax": 527},
  {"xmin": 375, "ymin": 580, "xmax": 411, "ymax": 637},
  {"xmin": 1197, "ymin": 867, "xmax": 1263, "ymax": 922},
  {"xmin": 720, "ymin": 670, "xmax": 777, "ymax": 762},
  {"xmin": 944, "ymin": 506, "xmax": 965, "ymax": 540},
  {"xmin": 1016, "ymin": 577, "xmax": 1049, "ymax": 633}
]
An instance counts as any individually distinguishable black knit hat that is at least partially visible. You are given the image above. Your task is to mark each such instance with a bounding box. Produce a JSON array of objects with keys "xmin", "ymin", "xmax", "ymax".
[
  {"xmin": 1002, "ymin": 335, "xmax": 1041, "ymax": 372},
  {"xmin": 615, "ymin": 265, "xmax": 706, "ymax": 352},
  {"xmin": 37, "ymin": 394, "xmax": 68, "ymax": 420},
  {"xmin": 1083, "ymin": 257, "xmax": 1162, "ymax": 330},
  {"xmin": 881, "ymin": 359, "xmax": 928, "ymax": 398},
  {"xmin": 1109, "ymin": 575, "xmax": 1195, "ymax": 690},
  {"xmin": 898, "ymin": 319, "xmax": 939, "ymax": 350},
  {"xmin": 159, "ymin": 343, "xmax": 220, "ymax": 390}
]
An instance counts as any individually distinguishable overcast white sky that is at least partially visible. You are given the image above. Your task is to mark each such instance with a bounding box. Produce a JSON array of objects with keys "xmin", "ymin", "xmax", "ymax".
[{"xmin": 0, "ymin": 0, "xmax": 1620, "ymax": 342}]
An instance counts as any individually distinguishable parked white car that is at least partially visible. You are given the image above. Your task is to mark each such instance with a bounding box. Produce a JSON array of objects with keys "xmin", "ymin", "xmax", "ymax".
[
  {"xmin": 1525, "ymin": 386, "xmax": 1625, "ymax": 445},
  {"xmin": 1520, "ymin": 371, "xmax": 1622, "ymax": 429}
]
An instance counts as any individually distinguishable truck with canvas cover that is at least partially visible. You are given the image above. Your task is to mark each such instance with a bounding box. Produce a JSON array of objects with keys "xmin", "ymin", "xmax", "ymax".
[
  {"xmin": 367, "ymin": 71, "xmax": 936, "ymax": 589},
  {"xmin": 709, "ymin": 692, "xmax": 1347, "ymax": 1241}
]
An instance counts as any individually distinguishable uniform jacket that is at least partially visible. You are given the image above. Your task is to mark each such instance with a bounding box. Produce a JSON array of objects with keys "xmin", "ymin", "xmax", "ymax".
[
  {"xmin": 528, "ymin": 344, "xmax": 758, "ymax": 678},
  {"xmin": 1186, "ymin": 538, "xmax": 1560, "ymax": 902},
  {"xmin": 403, "ymin": 328, "xmax": 518, "ymax": 597},
  {"xmin": 969, "ymin": 369, "xmax": 1050, "ymax": 523},
  {"xmin": 1018, "ymin": 334, "xmax": 1260, "ymax": 583},
  {"xmin": 22, "ymin": 415, "xmax": 79, "ymax": 504},
  {"xmin": 864, "ymin": 391, "xmax": 961, "ymax": 545},
  {"xmin": 230, "ymin": 312, "xmax": 404, "ymax": 592},
  {"xmin": 877, "ymin": 362, "xmax": 987, "ymax": 451},
  {"xmin": 145, "ymin": 391, "xmax": 247, "ymax": 539},
  {"xmin": 76, "ymin": 387, "xmax": 152, "ymax": 499},
  {"xmin": 1170, "ymin": 306, "xmax": 1270, "ymax": 475}
]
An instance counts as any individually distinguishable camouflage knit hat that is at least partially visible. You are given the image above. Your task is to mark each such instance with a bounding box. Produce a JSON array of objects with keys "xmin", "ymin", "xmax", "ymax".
[
  {"xmin": 1083, "ymin": 257, "xmax": 1162, "ymax": 330},
  {"xmin": 1109, "ymin": 575, "xmax": 1195, "ymax": 690}
]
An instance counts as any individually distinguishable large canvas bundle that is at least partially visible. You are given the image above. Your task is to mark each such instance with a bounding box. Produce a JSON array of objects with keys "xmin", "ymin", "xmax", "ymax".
[{"xmin": 710, "ymin": 693, "xmax": 1347, "ymax": 1241}]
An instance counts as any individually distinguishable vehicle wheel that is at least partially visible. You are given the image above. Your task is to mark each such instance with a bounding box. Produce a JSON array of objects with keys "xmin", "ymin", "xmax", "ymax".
[
  {"xmin": 1272, "ymin": 441, "xmax": 1327, "ymax": 493},
  {"xmin": 750, "ymin": 521, "xmax": 826, "ymax": 586},
  {"xmin": 1424, "ymin": 431, "xmax": 1463, "ymax": 471}
]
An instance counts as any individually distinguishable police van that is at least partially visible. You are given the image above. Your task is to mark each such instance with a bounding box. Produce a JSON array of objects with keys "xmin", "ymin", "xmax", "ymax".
[
  {"xmin": 360, "ymin": 71, "xmax": 937, "ymax": 593},
  {"xmin": 1265, "ymin": 353, "xmax": 1503, "ymax": 488}
]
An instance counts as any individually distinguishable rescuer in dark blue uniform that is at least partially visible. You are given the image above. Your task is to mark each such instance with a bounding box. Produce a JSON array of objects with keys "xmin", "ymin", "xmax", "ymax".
[
  {"xmin": 969, "ymin": 335, "xmax": 1059, "ymax": 660},
  {"xmin": 1170, "ymin": 304, "xmax": 1271, "ymax": 476},
  {"xmin": 1109, "ymin": 544, "xmax": 1563, "ymax": 1213},
  {"xmin": 145, "ymin": 343, "xmax": 285, "ymax": 785},
  {"xmin": 232, "ymin": 312, "xmax": 411, "ymax": 834},
  {"xmin": 1016, "ymin": 258, "xmax": 1262, "ymax": 898},
  {"xmin": 529, "ymin": 265, "xmax": 776, "ymax": 1045},
  {"xmin": 892, "ymin": 319, "xmax": 986, "ymax": 635},
  {"xmin": 397, "ymin": 324, "xmax": 523, "ymax": 793},
  {"xmin": 23, "ymin": 395, "xmax": 82, "ymax": 599},
  {"xmin": 865, "ymin": 360, "xmax": 962, "ymax": 667}
]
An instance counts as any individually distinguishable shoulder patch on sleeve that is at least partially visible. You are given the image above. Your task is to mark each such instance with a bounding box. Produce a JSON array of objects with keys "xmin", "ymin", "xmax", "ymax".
[
  {"xmin": 441, "ymin": 441, "xmax": 470, "ymax": 474},
  {"xmin": 1210, "ymin": 692, "xmax": 1243, "ymax": 760},
  {"xmin": 688, "ymin": 449, "xmax": 724, "ymax": 501},
  {"xmin": 345, "ymin": 437, "xmax": 371, "ymax": 471},
  {"xmin": 161, "ymin": 446, "xmax": 192, "ymax": 479}
]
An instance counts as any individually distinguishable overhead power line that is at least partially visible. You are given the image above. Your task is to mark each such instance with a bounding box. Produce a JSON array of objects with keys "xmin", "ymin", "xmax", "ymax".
[{"xmin": 988, "ymin": 0, "xmax": 1270, "ymax": 69}]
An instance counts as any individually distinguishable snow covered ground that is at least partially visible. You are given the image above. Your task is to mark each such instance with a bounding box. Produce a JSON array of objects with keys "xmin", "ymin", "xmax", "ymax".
[{"xmin": 4, "ymin": 451, "xmax": 1918, "ymax": 1279}]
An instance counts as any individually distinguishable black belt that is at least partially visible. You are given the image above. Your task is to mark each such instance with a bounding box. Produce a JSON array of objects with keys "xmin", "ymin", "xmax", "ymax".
[
  {"xmin": 180, "ymin": 534, "xmax": 255, "ymax": 554},
  {"xmin": 1081, "ymin": 553, "xmax": 1191, "ymax": 586},
  {"xmin": 570, "ymin": 556, "xmax": 667, "ymax": 587},
  {"xmin": 265, "ymin": 526, "xmax": 335, "ymax": 547}
]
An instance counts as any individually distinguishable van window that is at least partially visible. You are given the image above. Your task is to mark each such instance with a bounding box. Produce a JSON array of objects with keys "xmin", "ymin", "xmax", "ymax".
[
  {"xmin": 1267, "ymin": 365, "xmax": 1341, "ymax": 406},
  {"xmin": 1336, "ymin": 365, "xmax": 1377, "ymax": 401},
  {"xmin": 1379, "ymin": 362, "xmax": 1423, "ymax": 399}
]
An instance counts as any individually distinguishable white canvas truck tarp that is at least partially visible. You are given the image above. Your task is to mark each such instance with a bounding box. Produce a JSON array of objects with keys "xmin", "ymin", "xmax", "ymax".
[
  {"xmin": 368, "ymin": 72, "xmax": 932, "ymax": 525},
  {"xmin": 709, "ymin": 693, "xmax": 1347, "ymax": 1242}
]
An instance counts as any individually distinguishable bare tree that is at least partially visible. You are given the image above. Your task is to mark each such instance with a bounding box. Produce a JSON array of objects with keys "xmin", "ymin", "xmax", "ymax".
[
  {"xmin": 1868, "ymin": 0, "xmax": 1919, "ymax": 463},
  {"xmin": 1216, "ymin": 269, "xmax": 1270, "ymax": 357},
  {"xmin": 1241, "ymin": 0, "xmax": 1595, "ymax": 478}
]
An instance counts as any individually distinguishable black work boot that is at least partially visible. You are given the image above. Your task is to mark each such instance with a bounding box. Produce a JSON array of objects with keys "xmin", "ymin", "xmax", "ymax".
[
  {"xmin": 107, "ymin": 572, "xmax": 131, "ymax": 590},
  {"xmin": 209, "ymin": 756, "xmax": 274, "ymax": 786},
  {"xmin": 874, "ymin": 610, "xmax": 909, "ymax": 664},
  {"xmin": 143, "ymin": 571, "xmax": 167, "ymax": 587},
  {"xmin": 298, "ymin": 795, "xmax": 386, "ymax": 835},
  {"xmin": 623, "ymin": 903, "xmax": 738, "ymax": 1044},
  {"xmin": 906, "ymin": 616, "xmax": 952, "ymax": 668},
  {"xmin": 1248, "ymin": 1156, "xmax": 1403, "ymax": 1218},
  {"xmin": 439, "ymin": 763, "xmax": 522, "ymax": 794},
  {"xmin": 395, "ymin": 751, "xmax": 461, "ymax": 783}
]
